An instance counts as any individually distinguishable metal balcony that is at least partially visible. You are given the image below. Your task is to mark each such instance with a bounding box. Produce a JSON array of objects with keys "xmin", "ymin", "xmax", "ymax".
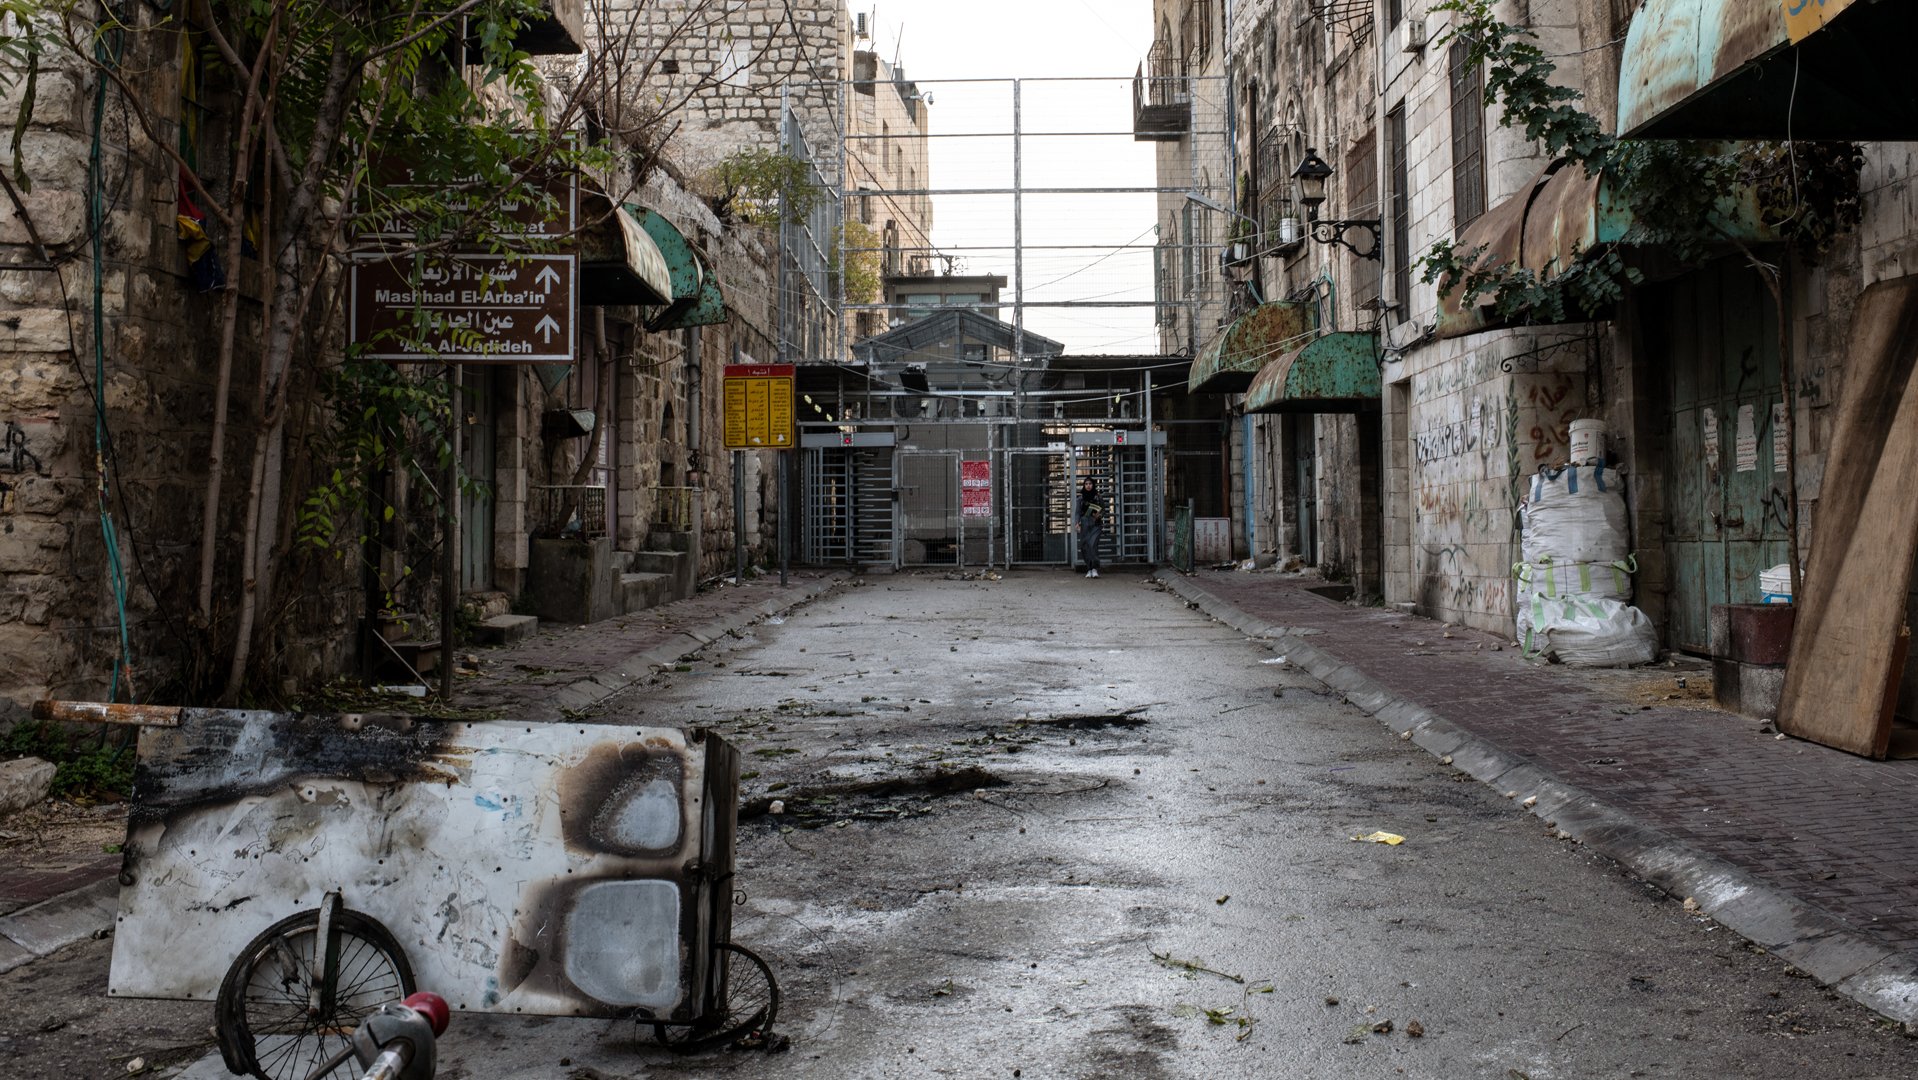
[{"xmin": 1132, "ymin": 40, "xmax": 1190, "ymax": 141}]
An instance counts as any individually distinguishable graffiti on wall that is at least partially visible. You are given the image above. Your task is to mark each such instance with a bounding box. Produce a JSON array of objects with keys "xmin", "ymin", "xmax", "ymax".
[
  {"xmin": 1520, "ymin": 375, "xmax": 1579, "ymax": 464},
  {"xmin": 1413, "ymin": 392, "xmax": 1506, "ymax": 464},
  {"xmin": 1, "ymin": 420, "xmax": 45, "ymax": 514}
]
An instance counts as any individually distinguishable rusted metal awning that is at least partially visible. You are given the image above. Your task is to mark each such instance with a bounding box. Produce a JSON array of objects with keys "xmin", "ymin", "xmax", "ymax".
[
  {"xmin": 630, "ymin": 207, "xmax": 728, "ymax": 331},
  {"xmin": 1618, "ymin": 0, "xmax": 1918, "ymax": 139},
  {"xmin": 1437, "ymin": 159, "xmax": 1779, "ymax": 339},
  {"xmin": 1438, "ymin": 163, "xmax": 1630, "ymax": 339},
  {"xmin": 1241, "ymin": 331, "xmax": 1379, "ymax": 414},
  {"xmin": 1187, "ymin": 301, "xmax": 1316, "ymax": 394},
  {"xmin": 580, "ymin": 192, "xmax": 673, "ymax": 307}
]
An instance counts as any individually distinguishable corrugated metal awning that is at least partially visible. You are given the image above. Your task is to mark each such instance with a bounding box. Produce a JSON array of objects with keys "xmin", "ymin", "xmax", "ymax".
[
  {"xmin": 1618, "ymin": 0, "xmax": 1917, "ymax": 138},
  {"xmin": 1187, "ymin": 301, "xmax": 1316, "ymax": 394},
  {"xmin": 1437, "ymin": 163, "xmax": 1629, "ymax": 339},
  {"xmin": 580, "ymin": 193, "xmax": 673, "ymax": 307},
  {"xmin": 1242, "ymin": 331, "xmax": 1380, "ymax": 414},
  {"xmin": 1437, "ymin": 158, "xmax": 1779, "ymax": 340},
  {"xmin": 627, "ymin": 207, "xmax": 729, "ymax": 331}
]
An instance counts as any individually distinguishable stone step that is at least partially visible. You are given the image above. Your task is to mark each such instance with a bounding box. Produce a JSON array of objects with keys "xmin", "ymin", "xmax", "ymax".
[
  {"xmin": 611, "ymin": 549, "xmax": 635, "ymax": 575},
  {"xmin": 631, "ymin": 549, "xmax": 685, "ymax": 576},
  {"xmin": 619, "ymin": 572, "xmax": 673, "ymax": 615},
  {"xmin": 647, "ymin": 529, "xmax": 695, "ymax": 555},
  {"xmin": 476, "ymin": 614, "xmax": 538, "ymax": 647}
]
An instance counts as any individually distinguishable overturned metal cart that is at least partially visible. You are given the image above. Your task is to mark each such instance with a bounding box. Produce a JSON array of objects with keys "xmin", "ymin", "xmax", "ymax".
[{"xmin": 36, "ymin": 701, "xmax": 776, "ymax": 1079}]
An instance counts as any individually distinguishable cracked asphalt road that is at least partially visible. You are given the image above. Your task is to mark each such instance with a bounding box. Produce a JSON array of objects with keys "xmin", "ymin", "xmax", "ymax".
[{"xmin": 150, "ymin": 571, "xmax": 1918, "ymax": 1077}]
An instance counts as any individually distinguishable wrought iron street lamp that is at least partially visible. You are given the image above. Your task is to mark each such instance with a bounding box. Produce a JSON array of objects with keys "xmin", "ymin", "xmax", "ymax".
[{"xmin": 1290, "ymin": 146, "xmax": 1382, "ymax": 261}]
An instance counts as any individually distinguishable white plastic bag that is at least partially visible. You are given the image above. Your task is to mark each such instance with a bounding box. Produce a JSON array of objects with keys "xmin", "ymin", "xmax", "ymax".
[{"xmin": 1528, "ymin": 595, "xmax": 1658, "ymax": 667}]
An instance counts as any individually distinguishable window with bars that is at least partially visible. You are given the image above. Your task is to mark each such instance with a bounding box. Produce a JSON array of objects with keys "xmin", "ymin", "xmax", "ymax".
[
  {"xmin": 1386, "ymin": 104, "xmax": 1411, "ymax": 311},
  {"xmin": 1257, "ymin": 131, "xmax": 1298, "ymax": 251},
  {"xmin": 1449, "ymin": 41, "xmax": 1487, "ymax": 228},
  {"xmin": 1346, "ymin": 132, "xmax": 1383, "ymax": 311}
]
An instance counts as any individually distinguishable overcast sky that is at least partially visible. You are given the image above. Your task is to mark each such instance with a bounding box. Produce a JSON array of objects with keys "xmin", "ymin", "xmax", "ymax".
[{"xmin": 857, "ymin": 1, "xmax": 1162, "ymax": 355}]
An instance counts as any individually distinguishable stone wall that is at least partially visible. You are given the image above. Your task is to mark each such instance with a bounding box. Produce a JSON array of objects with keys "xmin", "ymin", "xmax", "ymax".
[{"xmin": 608, "ymin": 0, "xmax": 851, "ymax": 175}]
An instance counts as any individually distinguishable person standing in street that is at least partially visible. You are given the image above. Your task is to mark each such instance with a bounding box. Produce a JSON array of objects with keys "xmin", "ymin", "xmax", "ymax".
[{"xmin": 1077, "ymin": 476, "xmax": 1106, "ymax": 578}]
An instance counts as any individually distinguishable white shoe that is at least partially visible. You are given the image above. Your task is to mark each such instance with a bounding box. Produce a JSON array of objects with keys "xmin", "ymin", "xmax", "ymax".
[{"xmin": 1087, "ymin": 569, "xmax": 1099, "ymax": 578}]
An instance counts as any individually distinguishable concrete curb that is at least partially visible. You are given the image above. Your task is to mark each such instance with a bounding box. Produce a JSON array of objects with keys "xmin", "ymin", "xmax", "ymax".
[
  {"xmin": 545, "ymin": 574, "xmax": 848, "ymax": 714},
  {"xmin": 0, "ymin": 876, "xmax": 118, "ymax": 975},
  {"xmin": 1154, "ymin": 569, "xmax": 1918, "ymax": 1026}
]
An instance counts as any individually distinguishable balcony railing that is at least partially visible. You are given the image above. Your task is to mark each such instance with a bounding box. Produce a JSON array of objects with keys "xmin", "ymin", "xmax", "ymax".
[{"xmin": 1132, "ymin": 40, "xmax": 1190, "ymax": 141}]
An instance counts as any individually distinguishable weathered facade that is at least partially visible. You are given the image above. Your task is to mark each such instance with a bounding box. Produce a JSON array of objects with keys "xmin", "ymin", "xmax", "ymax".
[
  {"xmin": 1175, "ymin": 0, "xmax": 1918, "ymax": 751},
  {"xmin": 0, "ymin": 1, "xmax": 825, "ymax": 718}
]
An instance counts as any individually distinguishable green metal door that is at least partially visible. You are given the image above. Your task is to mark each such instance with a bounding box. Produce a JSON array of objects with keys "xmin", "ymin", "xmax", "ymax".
[{"xmin": 1656, "ymin": 260, "xmax": 1790, "ymax": 653}]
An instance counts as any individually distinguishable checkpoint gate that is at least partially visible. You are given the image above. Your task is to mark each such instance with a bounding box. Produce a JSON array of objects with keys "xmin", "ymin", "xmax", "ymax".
[{"xmin": 799, "ymin": 424, "xmax": 1164, "ymax": 569}]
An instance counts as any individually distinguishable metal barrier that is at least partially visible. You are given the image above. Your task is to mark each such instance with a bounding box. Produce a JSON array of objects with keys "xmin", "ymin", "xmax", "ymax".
[
  {"xmin": 1171, "ymin": 501, "xmax": 1195, "ymax": 573},
  {"xmin": 653, "ymin": 486, "xmax": 699, "ymax": 532},
  {"xmin": 532, "ymin": 485, "xmax": 607, "ymax": 539}
]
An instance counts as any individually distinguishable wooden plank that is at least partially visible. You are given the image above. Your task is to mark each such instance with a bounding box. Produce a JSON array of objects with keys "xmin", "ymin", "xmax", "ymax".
[
  {"xmin": 1778, "ymin": 277, "xmax": 1918, "ymax": 756},
  {"xmin": 31, "ymin": 700, "xmax": 183, "ymax": 727}
]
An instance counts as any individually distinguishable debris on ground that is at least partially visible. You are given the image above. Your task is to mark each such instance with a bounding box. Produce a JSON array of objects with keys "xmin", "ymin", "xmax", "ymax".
[
  {"xmin": 1406, "ymin": 1019, "xmax": 1425, "ymax": 1038},
  {"xmin": 1351, "ymin": 831, "xmax": 1406, "ymax": 845},
  {"xmin": 1151, "ymin": 951, "xmax": 1244, "ymax": 984}
]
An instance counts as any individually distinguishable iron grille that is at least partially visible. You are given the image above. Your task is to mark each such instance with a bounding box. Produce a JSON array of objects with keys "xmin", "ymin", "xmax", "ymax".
[{"xmin": 532, "ymin": 485, "xmax": 607, "ymax": 540}]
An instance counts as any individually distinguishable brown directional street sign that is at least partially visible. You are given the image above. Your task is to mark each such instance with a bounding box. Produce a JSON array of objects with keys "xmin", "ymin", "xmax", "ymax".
[
  {"xmin": 350, "ymin": 253, "xmax": 577, "ymax": 363},
  {"xmin": 358, "ymin": 155, "xmax": 578, "ymax": 243}
]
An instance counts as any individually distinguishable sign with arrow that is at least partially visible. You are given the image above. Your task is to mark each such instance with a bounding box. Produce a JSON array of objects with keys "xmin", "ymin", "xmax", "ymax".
[{"xmin": 350, "ymin": 253, "xmax": 577, "ymax": 363}]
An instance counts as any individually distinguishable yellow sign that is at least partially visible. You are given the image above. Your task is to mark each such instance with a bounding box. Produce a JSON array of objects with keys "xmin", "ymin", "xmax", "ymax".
[
  {"xmin": 1783, "ymin": 0, "xmax": 1856, "ymax": 43},
  {"xmin": 723, "ymin": 364, "xmax": 795, "ymax": 449}
]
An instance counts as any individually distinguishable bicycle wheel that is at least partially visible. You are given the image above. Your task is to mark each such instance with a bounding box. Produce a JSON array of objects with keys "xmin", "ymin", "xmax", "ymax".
[
  {"xmin": 653, "ymin": 942, "xmax": 780, "ymax": 1053},
  {"xmin": 215, "ymin": 907, "xmax": 415, "ymax": 1080}
]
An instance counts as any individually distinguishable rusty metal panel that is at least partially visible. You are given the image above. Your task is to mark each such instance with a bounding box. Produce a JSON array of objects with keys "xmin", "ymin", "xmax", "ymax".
[
  {"xmin": 1242, "ymin": 331, "xmax": 1380, "ymax": 414},
  {"xmin": 108, "ymin": 710, "xmax": 737, "ymax": 1019},
  {"xmin": 1187, "ymin": 301, "xmax": 1316, "ymax": 394},
  {"xmin": 1618, "ymin": 0, "xmax": 1787, "ymax": 136}
]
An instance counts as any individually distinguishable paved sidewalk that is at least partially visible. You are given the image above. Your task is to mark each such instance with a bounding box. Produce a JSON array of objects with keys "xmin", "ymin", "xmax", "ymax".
[
  {"xmin": 0, "ymin": 570, "xmax": 845, "ymax": 972},
  {"xmin": 1158, "ymin": 568, "xmax": 1918, "ymax": 1025},
  {"xmin": 453, "ymin": 570, "xmax": 842, "ymax": 717}
]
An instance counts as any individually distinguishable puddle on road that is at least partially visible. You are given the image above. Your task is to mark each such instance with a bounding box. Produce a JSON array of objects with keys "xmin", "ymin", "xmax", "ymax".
[
  {"xmin": 741, "ymin": 765, "xmax": 1007, "ymax": 827},
  {"xmin": 1028, "ymin": 712, "xmax": 1149, "ymax": 730}
]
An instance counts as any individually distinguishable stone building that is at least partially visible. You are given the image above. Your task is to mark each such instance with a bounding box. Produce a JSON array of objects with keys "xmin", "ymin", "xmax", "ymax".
[
  {"xmin": 1176, "ymin": 0, "xmax": 1918, "ymax": 752},
  {"xmin": 0, "ymin": 0, "xmax": 803, "ymax": 718}
]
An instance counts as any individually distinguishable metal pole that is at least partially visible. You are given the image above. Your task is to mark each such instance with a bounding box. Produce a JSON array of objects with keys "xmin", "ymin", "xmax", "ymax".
[
  {"xmin": 777, "ymin": 451, "xmax": 790, "ymax": 586},
  {"xmin": 1011, "ymin": 79, "xmax": 1024, "ymax": 424},
  {"xmin": 733, "ymin": 448, "xmax": 746, "ymax": 581},
  {"xmin": 1144, "ymin": 368, "xmax": 1157, "ymax": 564},
  {"xmin": 440, "ymin": 364, "xmax": 460, "ymax": 701}
]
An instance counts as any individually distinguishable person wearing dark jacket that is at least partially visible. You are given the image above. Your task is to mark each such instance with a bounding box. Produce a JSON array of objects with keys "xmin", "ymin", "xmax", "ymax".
[{"xmin": 1076, "ymin": 476, "xmax": 1106, "ymax": 578}]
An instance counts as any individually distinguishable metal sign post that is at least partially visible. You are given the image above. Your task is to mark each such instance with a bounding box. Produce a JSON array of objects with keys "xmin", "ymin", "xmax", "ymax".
[{"xmin": 733, "ymin": 449, "xmax": 746, "ymax": 582}]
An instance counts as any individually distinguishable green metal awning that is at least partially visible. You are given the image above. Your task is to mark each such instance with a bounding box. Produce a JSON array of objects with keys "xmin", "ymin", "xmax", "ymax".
[
  {"xmin": 1242, "ymin": 331, "xmax": 1379, "ymax": 414},
  {"xmin": 628, "ymin": 207, "xmax": 727, "ymax": 331},
  {"xmin": 1618, "ymin": 0, "xmax": 1918, "ymax": 139},
  {"xmin": 656, "ymin": 250, "xmax": 726, "ymax": 330},
  {"xmin": 1188, "ymin": 301, "xmax": 1316, "ymax": 394}
]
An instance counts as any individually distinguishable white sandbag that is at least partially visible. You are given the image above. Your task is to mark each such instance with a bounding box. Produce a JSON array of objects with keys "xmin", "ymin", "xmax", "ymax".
[
  {"xmin": 1520, "ymin": 464, "xmax": 1629, "ymax": 567},
  {"xmin": 1529, "ymin": 595, "xmax": 1658, "ymax": 667}
]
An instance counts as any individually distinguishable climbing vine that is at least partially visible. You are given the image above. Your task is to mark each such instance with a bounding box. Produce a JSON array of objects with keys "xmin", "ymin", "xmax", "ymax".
[{"xmin": 1418, "ymin": 0, "xmax": 1861, "ymax": 326}]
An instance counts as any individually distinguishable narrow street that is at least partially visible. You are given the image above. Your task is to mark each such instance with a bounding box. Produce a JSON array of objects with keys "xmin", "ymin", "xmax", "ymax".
[{"xmin": 133, "ymin": 571, "xmax": 1907, "ymax": 1079}]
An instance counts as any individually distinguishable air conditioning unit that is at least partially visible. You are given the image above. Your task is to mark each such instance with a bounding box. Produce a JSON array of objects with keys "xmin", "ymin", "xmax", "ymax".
[
  {"xmin": 1397, "ymin": 15, "xmax": 1427, "ymax": 53},
  {"xmin": 855, "ymin": 13, "xmax": 869, "ymax": 39}
]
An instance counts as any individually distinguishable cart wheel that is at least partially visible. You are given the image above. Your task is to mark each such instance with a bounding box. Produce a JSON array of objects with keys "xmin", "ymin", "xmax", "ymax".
[
  {"xmin": 653, "ymin": 942, "xmax": 780, "ymax": 1053},
  {"xmin": 215, "ymin": 905, "xmax": 415, "ymax": 1080}
]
